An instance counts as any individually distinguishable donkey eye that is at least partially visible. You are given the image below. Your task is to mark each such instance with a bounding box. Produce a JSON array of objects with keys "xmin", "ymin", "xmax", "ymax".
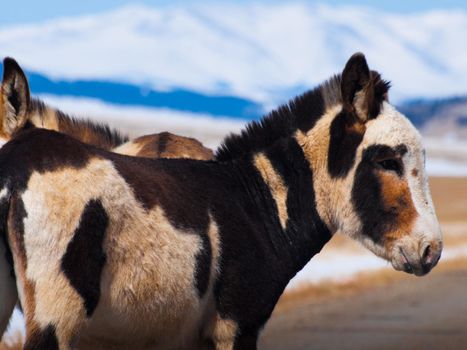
[{"xmin": 377, "ymin": 159, "xmax": 401, "ymax": 173}]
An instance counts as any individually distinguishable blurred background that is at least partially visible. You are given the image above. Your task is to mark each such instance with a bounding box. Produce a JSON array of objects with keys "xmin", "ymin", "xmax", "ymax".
[{"xmin": 1, "ymin": 1, "xmax": 467, "ymax": 349}]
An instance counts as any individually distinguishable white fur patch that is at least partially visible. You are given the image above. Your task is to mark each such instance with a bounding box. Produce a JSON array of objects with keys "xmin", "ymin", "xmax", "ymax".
[
  {"xmin": 354, "ymin": 102, "xmax": 442, "ymax": 265},
  {"xmin": 0, "ymin": 138, "xmax": 8, "ymax": 149}
]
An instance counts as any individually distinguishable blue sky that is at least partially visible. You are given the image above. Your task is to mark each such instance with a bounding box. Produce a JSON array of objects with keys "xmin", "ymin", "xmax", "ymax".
[{"xmin": 1, "ymin": 0, "xmax": 467, "ymax": 26}]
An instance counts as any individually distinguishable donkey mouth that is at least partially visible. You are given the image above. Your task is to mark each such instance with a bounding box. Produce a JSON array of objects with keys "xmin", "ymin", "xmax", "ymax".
[
  {"xmin": 399, "ymin": 247, "xmax": 416, "ymax": 274},
  {"xmin": 396, "ymin": 247, "xmax": 428, "ymax": 276}
]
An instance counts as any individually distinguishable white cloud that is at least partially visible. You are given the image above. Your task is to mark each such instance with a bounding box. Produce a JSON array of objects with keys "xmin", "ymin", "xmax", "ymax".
[{"xmin": 0, "ymin": 3, "xmax": 465, "ymax": 104}]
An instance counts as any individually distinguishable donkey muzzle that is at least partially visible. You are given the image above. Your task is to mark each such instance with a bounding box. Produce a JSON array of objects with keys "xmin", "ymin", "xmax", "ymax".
[{"xmin": 392, "ymin": 239, "xmax": 442, "ymax": 276}]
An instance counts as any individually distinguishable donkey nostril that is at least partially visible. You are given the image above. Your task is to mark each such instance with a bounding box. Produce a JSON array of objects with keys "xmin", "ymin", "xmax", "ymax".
[
  {"xmin": 421, "ymin": 245, "xmax": 432, "ymax": 267},
  {"xmin": 423, "ymin": 245, "xmax": 431, "ymax": 259}
]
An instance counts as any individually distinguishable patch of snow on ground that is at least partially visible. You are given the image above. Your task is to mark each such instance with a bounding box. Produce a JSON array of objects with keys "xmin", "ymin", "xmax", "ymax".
[{"xmin": 426, "ymin": 158, "xmax": 467, "ymax": 177}]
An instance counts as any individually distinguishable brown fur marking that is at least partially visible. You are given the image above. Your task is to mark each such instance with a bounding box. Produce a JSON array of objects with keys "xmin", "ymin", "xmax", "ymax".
[
  {"xmin": 253, "ymin": 153, "xmax": 289, "ymax": 229},
  {"xmin": 7, "ymin": 196, "xmax": 40, "ymax": 338},
  {"xmin": 378, "ymin": 171, "xmax": 418, "ymax": 246}
]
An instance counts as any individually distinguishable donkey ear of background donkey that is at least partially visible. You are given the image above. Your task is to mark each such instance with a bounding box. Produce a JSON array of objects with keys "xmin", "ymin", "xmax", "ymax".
[{"xmin": 1, "ymin": 57, "xmax": 30, "ymax": 135}]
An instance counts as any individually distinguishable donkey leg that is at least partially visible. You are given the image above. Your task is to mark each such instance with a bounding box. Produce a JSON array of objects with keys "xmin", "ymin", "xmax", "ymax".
[
  {"xmin": 210, "ymin": 313, "xmax": 260, "ymax": 350},
  {"xmin": 231, "ymin": 332, "xmax": 258, "ymax": 350},
  {"xmin": 9, "ymin": 245, "xmax": 88, "ymax": 350},
  {"xmin": 211, "ymin": 327, "xmax": 258, "ymax": 350},
  {"xmin": 20, "ymin": 273, "xmax": 87, "ymax": 350},
  {"xmin": 0, "ymin": 238, "xmax": 17, "ymax": 338},
  {"xmin": 210, "ymin": 314, "xmax": 259, "ymax": 350},
  {"xmin": 209, "ymin": 315, "xmax": 236, "ymax": 350}
]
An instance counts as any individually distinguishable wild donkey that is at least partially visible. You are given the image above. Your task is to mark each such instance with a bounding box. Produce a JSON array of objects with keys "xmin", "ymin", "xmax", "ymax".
[
  {"xmin": 0, "ymin": 57, "xmax": 213, "ymax": 160},
  {"xmin": 0, "ymin": 53, "xmax": 441, "ymax": 350},
  {"xmin": 0, "ymin": 57, "xmax": 213, "ymax": 338}
]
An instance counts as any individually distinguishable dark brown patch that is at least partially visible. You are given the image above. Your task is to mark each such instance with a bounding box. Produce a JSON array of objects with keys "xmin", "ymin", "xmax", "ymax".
[
  {"xmin": 233, "ymin": 331, "xmax": 258, "ymax": 350},
  {"xmin": 110, "ymin": 154, "xmax": 211, "ymax": 232},
  {"xmin": 412, "ymin": 168, "xmax": 419, "ymax": 177},
  {"xmin": 194, "ymin": 233, "xmax": 212, "ymax": 297},
  {"xmin": 0, "ymin": 128, "xmax": 92, "ymax": 193},
  {"xmin": 352, "ymin": 144, "xmax": 417, "ymax": 245},
  {"xmin": 157, "ymin": 131, "xmax": 170, "ymax": 155},
  {"xmin": 24, "ymin": 324, "xmax": 59, "ymax": 350},
  {"xmin": 61, "ymin": 199, "xmax": 108, "ymax": 317},
  {"xmin": 328, "ymin": 111, "xmax": 365, "ymax": 178},
  {"xmin": 7, "ymin": 195, "xmax": 27, "ymax": 272},
  {"xmin": 0, "ymin": 192, "xmax": 14, "ymax": 278}
]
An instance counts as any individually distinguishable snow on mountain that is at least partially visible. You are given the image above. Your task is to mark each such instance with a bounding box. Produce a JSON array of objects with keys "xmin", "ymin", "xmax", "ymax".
[{"xmin": 0, "ymin": 3, "xmax": 466, "ymax": 106}]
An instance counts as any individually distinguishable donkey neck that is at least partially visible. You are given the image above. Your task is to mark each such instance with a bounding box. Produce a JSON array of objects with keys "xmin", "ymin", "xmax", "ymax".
[
  {"xmin": 27, "ymin": 99, "xmax": 128, "ymax": 150},
  {"xmin": 237, "ymin": 136, "xmax": 332, "ymax": 275}
]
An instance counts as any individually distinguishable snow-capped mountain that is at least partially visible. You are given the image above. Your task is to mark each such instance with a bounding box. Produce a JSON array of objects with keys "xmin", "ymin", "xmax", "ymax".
[{"xmin": 0, "ymin": 2, "xmax": 466, "ymax": 107}]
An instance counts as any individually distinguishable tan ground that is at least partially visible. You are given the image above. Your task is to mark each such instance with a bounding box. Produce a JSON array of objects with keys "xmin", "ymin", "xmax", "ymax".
[
  {"xmin": 260, "ymin": 259, "xmax": 467, "ymax": 350},
  {"xmin": 260, "ymin": 176, "xmax": 467, "ymax": 349},
  {"xmin": 429, "ymin": 177, "xmax": 467, "ymax": 222}
]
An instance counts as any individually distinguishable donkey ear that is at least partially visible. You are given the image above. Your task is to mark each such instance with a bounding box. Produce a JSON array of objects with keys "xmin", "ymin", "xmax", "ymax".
[
  {"xmin": 341, "ymin": 52, "xmax": 371, "ymax": 122},
  {"xmin": 1, "ymin": 57, "xmax": 30, "ymax": 136}
]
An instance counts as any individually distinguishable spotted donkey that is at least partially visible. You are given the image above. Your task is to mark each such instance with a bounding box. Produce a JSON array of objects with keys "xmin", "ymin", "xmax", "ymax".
[
  {"xmin": 0, "ymin": 57, "xmax": 213, "ymax": 160},
  {"xmin": 0, "ymin": 57, "xmax": 213, "ymax": 342},
  {"xmin": 0, "ymin": 53, "xmax": 442, "ymax": 349}
]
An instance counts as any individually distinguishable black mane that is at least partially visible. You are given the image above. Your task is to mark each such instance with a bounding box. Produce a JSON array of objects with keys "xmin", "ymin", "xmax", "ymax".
[
  {"xmin": 215, "ymin": 76, "xmax": 340, "ymax": 161},
  {"xmin": 215, "ymin": 72, "xmax": 389, "ymax": 161},
  {"xmin": 30, "ymin": 97, "xmax": 129, "ymax": 149},
  {"xmin": 30, "ymin": 98, "xmax": 47, "ymax": 115},
  {"xmin": 56, "ymin": 109, "xmax": 129, "ymax": 148}
]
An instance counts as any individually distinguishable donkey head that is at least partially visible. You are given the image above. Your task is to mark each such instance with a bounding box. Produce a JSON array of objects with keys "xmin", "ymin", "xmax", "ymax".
[
  {"xmin": 304, "ymin": 53, "xmax": 442, "ymax": 276},
  {"xmin": 0, "ymin": 57, "xmax": 31, "ymax": 144}
]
